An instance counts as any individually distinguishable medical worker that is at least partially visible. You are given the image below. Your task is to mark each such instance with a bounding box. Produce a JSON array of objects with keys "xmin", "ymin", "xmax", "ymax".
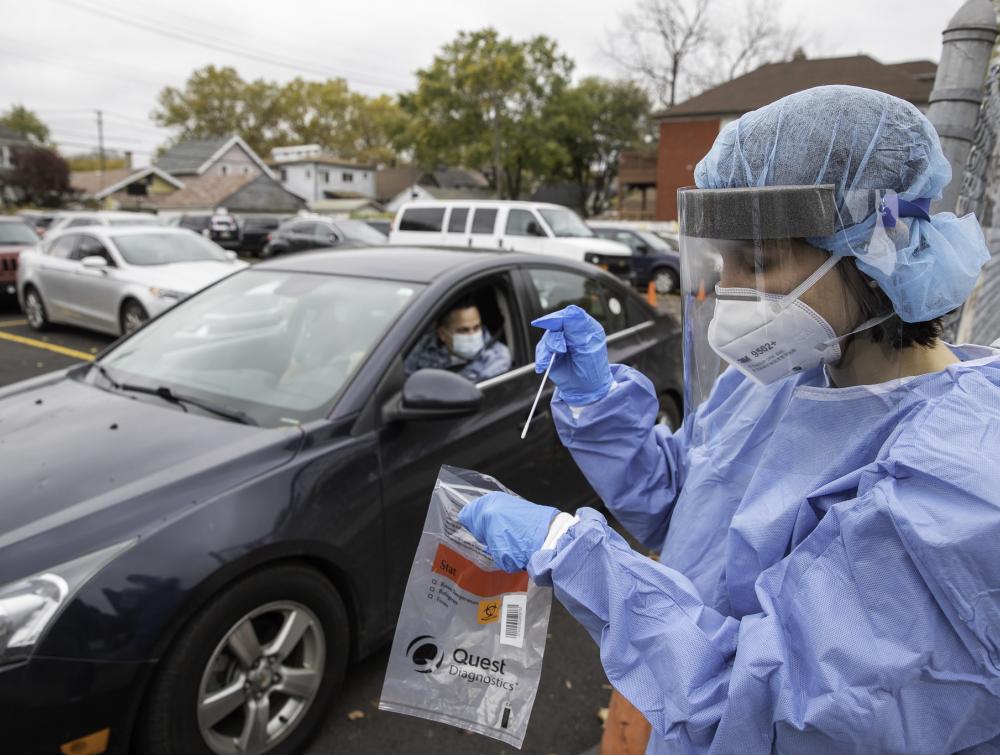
[{"xmin": 460, "ymin": 86, "xmax": 1000, "ymax": 753}]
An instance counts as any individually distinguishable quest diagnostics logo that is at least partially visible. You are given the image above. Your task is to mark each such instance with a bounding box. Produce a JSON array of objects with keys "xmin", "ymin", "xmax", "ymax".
[{"xmin": 406, "ymin": 635, "xmax": 444, "ymax": 673}]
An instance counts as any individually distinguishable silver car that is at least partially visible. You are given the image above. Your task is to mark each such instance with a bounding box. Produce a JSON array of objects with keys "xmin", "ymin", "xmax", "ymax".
[{"xmin": 17, "ymin": 226, "xmax": 248, "ymax": 335}]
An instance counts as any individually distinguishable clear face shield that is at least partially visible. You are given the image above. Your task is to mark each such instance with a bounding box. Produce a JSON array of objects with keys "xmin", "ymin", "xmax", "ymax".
[{"xmin": 679, "ymin": 185, "xmax": 912, "ymax": 436}]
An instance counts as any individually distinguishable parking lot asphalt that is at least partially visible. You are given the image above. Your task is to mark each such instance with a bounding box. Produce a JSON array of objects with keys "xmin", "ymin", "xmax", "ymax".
[{"xmin": 0, "ymin": 294, "xmax": 626, "ymax": 754}]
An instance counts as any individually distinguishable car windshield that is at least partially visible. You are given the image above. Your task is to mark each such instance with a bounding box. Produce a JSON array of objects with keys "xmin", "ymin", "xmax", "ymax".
[
  {"xmin": 113, "ymin": 232, "xmax": 231, "ymax": 265},
  {"xmin": 108, "ymin": 216, "xmax": 162, "ymax": 226},
  {"xmin": 636, "ymin": 231, "xmax": 676, "ymax": 251},
  {"xmin": 0, "ymin": 223, "xmax": 40, "ymax": 245},
  {"xmin": 334, "ymin": 219, "xmax": 387, "ymax": 244},
  {"xmin": 98, "ymin": 270, "xmax": 421, "ymax": 426},
  {"xmin": 539, "ymin": 208, "xmax": 594, "ymax": 238}
]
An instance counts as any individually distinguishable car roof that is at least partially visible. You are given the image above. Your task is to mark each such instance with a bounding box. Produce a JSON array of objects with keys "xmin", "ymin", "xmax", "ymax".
[
  {"xmin": 397, "ymin": 200, "xmax": 569, "ymax": 211},
  {"xmin": 46, "ymin": 225, "xmax": 194, "ymax": 240},
  {"xmin": 254, "ymin": 245, "xmax": 600, "ymax": 284}
]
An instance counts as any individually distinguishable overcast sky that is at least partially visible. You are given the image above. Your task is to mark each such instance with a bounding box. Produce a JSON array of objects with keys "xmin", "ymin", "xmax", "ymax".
[{"xmin": 0, "ymin": 0, "xmax": 963, "ymax": 167}]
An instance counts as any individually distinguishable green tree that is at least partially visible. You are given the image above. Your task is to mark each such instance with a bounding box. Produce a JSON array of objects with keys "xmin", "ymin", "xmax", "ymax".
[
  {"xmin": 67, "ymin": 152, "xmax": 128, "ymax": 172},
  {"xmin": 153, "ymin": 65, "xmax": 283, "ymax": 157},
  {"xmin": 153, "ymin": 66, "xmax": 404, "ymax": 165},
  {"xmin": 0, "ymin": 104, "xmax": 50, "ymax": 144},
  {"xmin": 544, "ymin": 78, "xmax": 652, "ymax": 216},
  {"xmin": 400, "ymin": 28, "xmax": 572, "ymax": 198}
]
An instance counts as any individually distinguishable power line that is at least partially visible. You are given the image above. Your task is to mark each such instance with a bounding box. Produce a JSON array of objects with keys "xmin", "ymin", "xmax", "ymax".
[
  {"xmin": 50, "ymin": 138, "xmax": 155, "ymax": 156},
  {"xmin": 121, "ymin": 0, "xmax": 412, "ymax": 87},
  {"xmin": 46, "ymin": 113, "xmax": 167, "ymax": 136},
  {"xmin": 0, "ymin": 44, "xmax": 166, "ymax": 89},
  {"xmin": 49, "ymin": 0, "xmax": 410, "ymax": 92}
]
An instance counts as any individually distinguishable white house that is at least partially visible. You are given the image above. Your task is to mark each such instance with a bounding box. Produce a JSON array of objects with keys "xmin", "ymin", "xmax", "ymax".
[{"xmin": 269, "ymin": 145, "xmax": 376, "ymax": 203}]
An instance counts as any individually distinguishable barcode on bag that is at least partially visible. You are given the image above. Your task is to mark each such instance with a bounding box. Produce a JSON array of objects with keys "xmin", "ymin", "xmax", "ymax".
[{"xmin": 499, "ymin": 593, "xmax": 527, "ymax": 648}]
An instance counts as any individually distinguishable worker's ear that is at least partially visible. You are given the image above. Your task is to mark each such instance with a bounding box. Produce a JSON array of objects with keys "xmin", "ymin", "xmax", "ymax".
[{"xmin": 436, "ymin": 325, "xmax": 450, "ymax": 344}]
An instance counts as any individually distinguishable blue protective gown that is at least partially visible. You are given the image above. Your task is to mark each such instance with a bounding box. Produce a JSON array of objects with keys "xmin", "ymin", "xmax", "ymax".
[{"xmin": 528, "ymin": 345, "xmax": 1000, "ymax": 754}]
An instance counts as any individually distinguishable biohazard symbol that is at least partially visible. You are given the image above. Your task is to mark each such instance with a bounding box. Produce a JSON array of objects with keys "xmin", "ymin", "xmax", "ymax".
[{"xmin": 478, "ymin": 598, "xmax": 500, "ymax": 625}]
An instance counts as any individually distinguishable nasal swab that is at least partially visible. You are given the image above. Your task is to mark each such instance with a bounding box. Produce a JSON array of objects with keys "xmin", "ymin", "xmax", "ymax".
[{"xmin": 521, "ymin": 357, "xmax": 554, "ymax": 440}]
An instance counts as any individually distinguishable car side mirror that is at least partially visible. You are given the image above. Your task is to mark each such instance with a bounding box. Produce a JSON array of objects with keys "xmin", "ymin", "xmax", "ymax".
[
  {"xmin": 526, "ymin": 221, "xmax": 544, "ymax": 237},
  {"xmin": 225, "ymin": 251, "xmax": 238, "ymax": 260},
  {"xmin": 636, "ymin": 244, "xmax": 651, "ymax": 254},
  {"xmin": 81, "ymin": 255, "xmax": 108, "ymax": 270},
  {"xmin": 384, "ymin": 368, "xmax": 483, "ymax": 421}
]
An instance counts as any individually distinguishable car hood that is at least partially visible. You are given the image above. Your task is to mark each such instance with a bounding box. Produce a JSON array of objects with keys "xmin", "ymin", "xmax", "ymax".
[
  {"xmin": 121, "ymin": 260, "xmax": 247, "ymax": 293},
  {"xmin": 557, "ymin": 237, "xmax": 632, "ymax": 256},
  {"xmin": 0, "ymin": 374, "xmax": 302, "ymax": 579},
  {"xmin": 0, "ymin": 243, "xmax": 33, "ymax": 257}
]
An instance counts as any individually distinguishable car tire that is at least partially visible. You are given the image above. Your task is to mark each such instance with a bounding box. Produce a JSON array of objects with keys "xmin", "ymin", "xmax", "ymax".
[
  {"xmin": 657, "ymin": 391, "xmax": 682, "ymax": 430},
  {"xmin": 258, "ymin": 245, "xmax": 282, "ymax": 260},
  {"xmin": 135, "ymin": 564, "xmax": 349, "ymax": 755},
  {"xmin": 120, "ymin": 299, "xmax": 149, "ymax": 334},
  {"xmin": 22, "ymin": 285, "xmax": 49, "ymax": 331},
  {"xmin": 652, "ymin": 267, "xmax": 680, "ymax": 295}
]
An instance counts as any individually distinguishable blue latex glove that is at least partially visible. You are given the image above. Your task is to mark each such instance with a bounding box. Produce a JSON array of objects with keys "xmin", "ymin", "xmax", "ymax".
[
  {"xmin": 458, "ymin": 492, "xmax": 559, "ymax": 573},
  {"xmin": 532, "ymin": 305, "xmax": 612, "ymax": 405}
]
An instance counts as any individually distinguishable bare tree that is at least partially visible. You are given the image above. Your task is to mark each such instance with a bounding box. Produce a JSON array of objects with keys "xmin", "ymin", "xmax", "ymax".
[
  {"xmin": 607, "ymin": 0, "xmax": 713, "ymax": 109},
  {"xmin": 608, "ymin": 0, "xmax": 805, "ymax": 109}
]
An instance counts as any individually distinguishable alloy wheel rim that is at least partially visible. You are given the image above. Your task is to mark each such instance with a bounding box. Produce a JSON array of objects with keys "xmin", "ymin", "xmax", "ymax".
[
  {"xmin": 654, "ymin": 271, "xmax": 676, "ymax": 294},
  {"xmin": 123, "ymin": 305, "xmax": 146, "ymax": 333},
  {"xmin": 25, "ymin": 292, "xmax": 44, "ymax": 328},
  {"xmin": 197, "ymin": 600, "xmax": 326, "ymax": 755}
]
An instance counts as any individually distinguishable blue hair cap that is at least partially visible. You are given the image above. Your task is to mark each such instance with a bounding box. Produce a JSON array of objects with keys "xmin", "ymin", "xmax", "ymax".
[{"xmin": 694, "ymin": 85, "xmax": 990, "ymax": 323}]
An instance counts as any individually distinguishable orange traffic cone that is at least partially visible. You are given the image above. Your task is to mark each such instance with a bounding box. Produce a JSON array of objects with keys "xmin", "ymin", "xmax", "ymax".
[
  {"xmin": 601, "ymin": 689, "xmax": 652, "ymax": 755},
  {"xmin": 646, "ymin": 281, "xmax": 657, "ymax": 307}
]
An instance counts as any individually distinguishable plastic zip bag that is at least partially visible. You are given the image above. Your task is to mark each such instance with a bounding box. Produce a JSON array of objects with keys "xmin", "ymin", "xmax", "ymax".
[{"xmin": 379, "ymin": 465, "xmax": 552, "ymax": 749}]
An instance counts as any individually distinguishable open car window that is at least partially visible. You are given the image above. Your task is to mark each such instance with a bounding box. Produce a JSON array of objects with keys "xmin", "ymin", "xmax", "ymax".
[{"xmin": 403, "ymin": 276, "xmax": 521, "ymax": 386}]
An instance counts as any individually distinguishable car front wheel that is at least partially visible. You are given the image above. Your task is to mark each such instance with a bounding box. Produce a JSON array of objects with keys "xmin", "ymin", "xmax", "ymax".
[
  {"xmin": 652, "ymin": 267, "xmax": 680, "ymax": 295},
  {"xmin": 135, "ymin": 564, "xmax": 348, "ymax": 755},
  {"xmin": 23, "ymin": 286, "xmax": 49, "ymax": 331},
  {"xmin": 120, "ymin": 299, "xmax": 149, "ymax": 334}
]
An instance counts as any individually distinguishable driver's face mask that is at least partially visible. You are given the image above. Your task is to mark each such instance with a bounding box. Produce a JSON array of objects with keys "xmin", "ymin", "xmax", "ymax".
[
  {"xmin": 708, "ymin": 254, "xmax": 890, "ymax": 385},
  {"xmin": 450, "ymin": 328, "xmax": 485, "ymax": 360}
]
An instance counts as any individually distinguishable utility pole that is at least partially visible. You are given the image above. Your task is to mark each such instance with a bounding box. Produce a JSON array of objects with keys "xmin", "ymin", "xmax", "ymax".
[
  {"xmin": 927, "ymin": 0, "xmax": 998, "ymax": 213},
  {"xmin": 96, "ymin": 109, "xmax": 105, "ymax": 175}
]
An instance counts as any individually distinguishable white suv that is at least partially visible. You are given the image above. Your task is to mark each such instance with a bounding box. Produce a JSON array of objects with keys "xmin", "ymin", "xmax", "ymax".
[{"xmin": 389, "ymin": 200, "xmax": 634, "ymax": 281}]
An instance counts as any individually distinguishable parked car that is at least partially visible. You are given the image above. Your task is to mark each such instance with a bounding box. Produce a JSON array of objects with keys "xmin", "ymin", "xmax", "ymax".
[
  {"xmin": 237, "ymin": 214, "xmax": 288, "ymax": 255},
  {"xmin": 261, "ymin": 216, "xmax": 386, "ymax": 257},
  {"xmin": 389, "ymin": 200, "xmax": 634, "ymax": 281},
  {"xmin": 0, "ymin": 217, "xmax": 40, "ymax": 297},
  {"xmin": 0, "ymin": 246, "xmax": 681, "ymax": 755},
  {"xmin": 16, "ymin": 210, "xmax": 57, "ymax": 237},
  {"xmin": 364, "ymin": 218, "xmax": 392, "ymax": 236},
  {"xmin": 47, "ymin": 211, "xmax": 163, "ymax": 234},
  {"xmin": 17, "ymin": 226, "xmax": 248, "ymax": 335},
  {"xmin": 173, "ymin": 212, "xmax": 242, "ymax": 250},
  {"xmin": 590, "ymin": 223, "xmax": 681, "ymax": 294}
]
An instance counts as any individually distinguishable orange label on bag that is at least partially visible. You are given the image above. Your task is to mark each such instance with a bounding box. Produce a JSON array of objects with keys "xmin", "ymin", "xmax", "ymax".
[{"xmin": 432, "ymin": 543, "xmax": 529, "ymax": 597}]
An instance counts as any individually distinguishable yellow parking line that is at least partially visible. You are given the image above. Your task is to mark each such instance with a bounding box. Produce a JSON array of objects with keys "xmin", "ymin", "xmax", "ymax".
[
  {"xmin": 0, "ymin": 319, "xmax": 27, "ymax": 327},
  {"xmin": 0, "ymin": 330, "xmax": 94, "ymax": 361}
]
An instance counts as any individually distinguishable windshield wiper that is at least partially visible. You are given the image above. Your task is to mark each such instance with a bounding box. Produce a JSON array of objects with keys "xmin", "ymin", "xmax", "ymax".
[
  {"xmin": 91, "ymin": 361, "xmax": 121, "ymax": 389},
  {"xmin": 117, "ymin": 381, "xmax": 258, "ymax": 426}
]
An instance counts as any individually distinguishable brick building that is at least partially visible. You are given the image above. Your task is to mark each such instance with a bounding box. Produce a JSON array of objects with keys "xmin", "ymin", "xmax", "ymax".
[{"xmin": 652, "ymin": 55, "xmax": 937, "ymax": 220}]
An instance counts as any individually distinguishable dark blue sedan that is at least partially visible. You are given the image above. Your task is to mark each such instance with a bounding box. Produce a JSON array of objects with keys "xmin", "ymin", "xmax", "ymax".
[
  {"xmin": 591, "ymin": 225, "xmax": 681, "ymax": 294},
  {"xmin": 0, "ymin": 246, "xmax": 681, "ymax": 755}
]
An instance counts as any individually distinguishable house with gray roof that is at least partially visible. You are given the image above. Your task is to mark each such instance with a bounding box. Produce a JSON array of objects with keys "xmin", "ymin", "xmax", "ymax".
[
  {"xmin": 155, "ymin": 135, "xmax": 274, "ymax": 179},
  {"xmin": 148, "ymin": 135, "xmax": 304, "ymax": 214}
]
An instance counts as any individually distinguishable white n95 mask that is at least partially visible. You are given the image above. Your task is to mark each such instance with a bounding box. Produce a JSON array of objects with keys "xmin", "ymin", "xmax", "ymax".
[
  {"xmin": 451, "ymin": 329, "xmax": 485, "ymax": 360},
  {"xmin": 706, "ymin": 253, "xmax": 892, "ymax": 385},
  {"xmin": 707, "ymin": 288, "xmax": 841, "ymax": 384}
]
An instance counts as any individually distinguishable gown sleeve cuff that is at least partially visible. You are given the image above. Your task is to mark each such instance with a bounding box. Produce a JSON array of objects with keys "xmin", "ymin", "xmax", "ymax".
[{"xmin": 541, "ymin": 512, "xmax": 579, "ymax": 551}]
